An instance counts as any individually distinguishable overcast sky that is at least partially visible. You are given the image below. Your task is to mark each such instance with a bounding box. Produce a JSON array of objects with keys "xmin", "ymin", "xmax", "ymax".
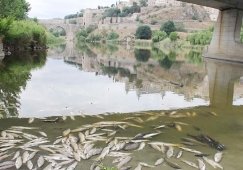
[{"xmin": 26, "ymin": 0, "xmax": 121, "ymax": 19}]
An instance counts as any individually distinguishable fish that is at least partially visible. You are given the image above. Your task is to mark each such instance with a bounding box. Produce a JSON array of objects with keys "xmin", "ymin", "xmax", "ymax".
[
  {"xmin": 166, "ymin": 146, "xmax": 174, "ymax": 158},
  {"xmin": 22, "ymin": 151, "xmax": 29, "ymax": 163},
  {"xmin": 43, "ymin": 164, "xmax": 52, "ymax": 170},
  {"xmin": 143, "ymin": 132, "xmax": 161, "ymax": 139},
  {"xmin": 214, "ymin": 152, "xmax": 223, "ymax": 163},
  {"xmin": 63, "ymin": 129, "xmax": 71, "ymax": 137},
  {"xmin": 70, "ymin": 116, "xmax": 75, "ymax": 120},
  {"xmin": 15, "ymin": 157, "xmax": 22, "ymax": 169},
  {"xmin": 117, "ymin": 156, "xmax": 132, "ymax": 169},
  {"xmin": 176, "ymin": 151, "xmax": 183, "ymax": 158},
  {"xmin": 28, "ymin": 118, "xmax": 35, "ymax": 124},
  {"xmin": 37, "ymin": 156, "xmax": 45, "ymax": 168},
  {"xmin": 28, "ymin": 151, "xmax": 38, "ymax": 160},
  {"xmin": 12, "ymin": 151, "xmax": 20, "ymax": 160},
  {"xmin": 203, "ymin": 157, "xmax": 223, "ymax": 169},
  {"xmin": 154, "ymin": 158, "xmax": 164, "ymax": 166},
  {"xmin": 97, "ymin": 146, "xmax": 110, "ymax": 160},
  {"xmin": 39, "ymin": 131, "xmax": 48, "ymax": 137},
  {"xmin": 181, "ymin": 159, "xmax": 199, "ymax": 169},
  {"xmin": 139, "ymin": 162, "xmax": 155, "ymax": 168},
  {"xmin": 198, "ymin": 159, "xmax": 206, "ymax": 170},
  {"xmin": 137, "ymin": 142, "xmax": 146, "ymax": 151},
  {"xmin": 27, "ymin": 160, "xmax": 33, "ymax": 170},
  {"xmin": 179, "ymin": 146, "xmax": 202, "ymax": 154},
  {"xmin": 154, "ymin": 125, "xmax": 166, "ymax": 130},
  {"xmin": 134, "ymin": 164, "xmax": 142, "ymax": 170}
]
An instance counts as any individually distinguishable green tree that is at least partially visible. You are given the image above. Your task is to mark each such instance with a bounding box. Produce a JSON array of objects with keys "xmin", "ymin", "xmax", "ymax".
[
  {"xmin": 169, "ymin": 32, "xmax": 178, "ymax": 41},
  {"xmin": 0, "ymin": 0, "xmax": 30, "ymax": 19},
  {"xmin": 152, "ymin": 30, "xmax": 167, "ymax": 42},
  {"xmin": 161, "ymin": 21, "xmax": 176, "ymax": 35},
  {"xmin": 103, "ymin": 8, "xmax": 121, "ymax": 17},
  {"xmin": 0, "ymin": 18, "xmax": 13, "ymax": 36},
  {"xmin": 135, "ymin": 25, "xmax": 152, "ymax": 40}
]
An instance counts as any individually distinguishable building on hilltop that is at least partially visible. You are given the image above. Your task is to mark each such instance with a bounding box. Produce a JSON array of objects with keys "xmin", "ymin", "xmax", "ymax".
[{"xmin": 83, "ymin": 9, "xmax": 104, "ymax": 27}]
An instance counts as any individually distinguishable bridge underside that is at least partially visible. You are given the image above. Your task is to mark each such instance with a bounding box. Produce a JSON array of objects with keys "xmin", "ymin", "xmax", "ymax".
[{"xmin": 179, "ymin": 0, "xmax": 243, "ymax": 10}]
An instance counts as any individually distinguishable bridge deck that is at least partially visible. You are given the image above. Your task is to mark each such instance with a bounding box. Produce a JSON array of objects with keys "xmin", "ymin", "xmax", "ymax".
[{"xmin": 179, "ymin": 0, "xmax": 243, "ymax": 10}]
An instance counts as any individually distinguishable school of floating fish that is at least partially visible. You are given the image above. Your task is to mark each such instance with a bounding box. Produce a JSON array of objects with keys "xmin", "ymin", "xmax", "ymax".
[{"xmin": 0, "ymin": 111, "xmax": 225, "ymax": 170}]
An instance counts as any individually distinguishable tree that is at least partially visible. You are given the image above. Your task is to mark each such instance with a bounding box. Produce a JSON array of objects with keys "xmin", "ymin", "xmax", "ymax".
[
  {"xmin": 103, "ymin": 8, "xmax": 121, "ymax": 17},
  {"xmin": 139, "ymin": 0, "xmax": 148, "ymax": 7},
  {"xmin": 160, "ymin": 21, "xmax": 176, "ymax": 35},
  {"xmin": 0, "ymin": 0, "xmax": 30, "ymax": 19},
  {"xmin": 169, "ymin": 32, "xmax": 178, "ymax": 41},
  {"xmin": 135, "ymin": 25, "xmax": 152, "ymax": 40}
]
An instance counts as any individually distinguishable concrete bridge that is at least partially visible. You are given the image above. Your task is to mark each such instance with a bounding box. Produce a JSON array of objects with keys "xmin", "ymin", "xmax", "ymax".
[{"xmin": 179, "ymin": 0, "xmax": 243, "ymax": 61}]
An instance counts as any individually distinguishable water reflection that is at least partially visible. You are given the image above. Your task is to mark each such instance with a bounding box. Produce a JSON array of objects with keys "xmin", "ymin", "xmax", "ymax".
[
  {"xmin": 0, "ymin": 51, "xmax": 47, "ymax": 117},
  {"xmin": 1, "ymin": 44, "xmax": 243, "ymax": 118}
]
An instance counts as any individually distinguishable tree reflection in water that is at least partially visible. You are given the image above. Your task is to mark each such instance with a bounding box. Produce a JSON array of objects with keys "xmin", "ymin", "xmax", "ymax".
[{"xmin": 0, "ymin": 51, "xmax": 47, "ymax": 117}]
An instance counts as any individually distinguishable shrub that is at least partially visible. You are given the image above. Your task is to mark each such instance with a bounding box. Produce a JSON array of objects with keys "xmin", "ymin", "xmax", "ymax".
[
  {"xmin": 152, "ymin": 30, "xmax": 167, "ymax": 42},
  {"xmin": 187, "ymin": 29, "xmax": 213, "ymax": 45},
  {"xmin": 4, "ymin": 20, "xmax": 47, "ymax": 47},
  {"xmin": 135, "ymin": 25, "xmax": 152, "ymax": 40},
  {"xmin": 160, "ymin": 21, "xmax": 176, "ymax": 35},
  {"xmin": 169, "ymin": 32, "xmax": 178, "ymax": 41}
]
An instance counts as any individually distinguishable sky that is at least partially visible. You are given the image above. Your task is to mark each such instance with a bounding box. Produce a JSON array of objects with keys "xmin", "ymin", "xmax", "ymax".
[{"xmin": 26, "ymin": 0, "xmax": 121, "ymax": 19}]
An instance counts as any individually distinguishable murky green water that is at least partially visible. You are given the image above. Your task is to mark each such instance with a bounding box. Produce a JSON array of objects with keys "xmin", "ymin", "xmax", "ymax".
[{"xmin": 0, "ymin": 44, "xmax": 243, "ymax": 169}]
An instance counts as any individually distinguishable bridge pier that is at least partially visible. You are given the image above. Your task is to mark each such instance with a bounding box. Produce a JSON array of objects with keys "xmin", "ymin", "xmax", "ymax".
[
  {"xmin": 205, "ymin": 9, "xmax": 243, "ymax": 62},
  {"xmin": 206, "ymin": 59, "xmax": 243, "ymax": 108}
]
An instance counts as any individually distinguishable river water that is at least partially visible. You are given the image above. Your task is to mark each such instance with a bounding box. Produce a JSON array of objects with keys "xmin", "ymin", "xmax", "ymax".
[{"xmin": 0, "ymin": 44, "xmax": 243, "ymax": 169}]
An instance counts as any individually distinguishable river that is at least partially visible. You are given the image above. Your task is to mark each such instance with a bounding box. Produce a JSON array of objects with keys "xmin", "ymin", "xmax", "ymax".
[{"xmin": 0, "ymin": 44, "xmax": 242, "ymax": 169}]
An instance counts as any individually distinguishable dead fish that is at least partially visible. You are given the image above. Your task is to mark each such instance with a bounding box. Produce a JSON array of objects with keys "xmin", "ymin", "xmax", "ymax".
[
  {"xmin": 166, "ymin": 146, "xmax": 174, "ymax": 158},
  {"xmin": 137, "ymin": 142, "xmax": 146, "ymax": 151},
  {"xmin": 214, "ymin": 152, "xmax": 223, "ymax": 163},
  {"xmin": 134, "ymin": 164, "xmax": 142, "ymax": 170},
  {"xmin": 73, "ymin": 152, "xmax": 81, "ymax": 162},
  {"xmin": 90, "ymin": 128, "xmax": 97, "ymax": 135},
  {"xmin": 179, "ymin": 147, "xmax": 202, "ymax": 154},
  {"xmin": 37, "ymin": 156, "xmax": 45, "ymax": 168},
  {"xmin": 165, "ymin": 159, "xmax": 181, "ymax": 169},
  {"xmin": 97, "ymin": 146, "xmax": 110, "ymax": 160},
  {"xmin": 154, "ymin": 125, "xmax": 166, "ymax": 130},
  {"xmin": 203, "ymin": 157, "xmax": 223, "ymax": 169},
  {"xmin": 176, "ymin": 151, "xmax": 183, "ymax": 158},
  {"xmin": 27, "ymin": 160, "xmax": 33, "ymax": 170},
  {"xmin": 175, "ymin": 124, "xmax": 182, "ymax": 132},
  {"xmin": 70, "ymin": 116, "xmax": 75, "ymax": 120},
  {"xmin": 181, "ymin": 159, "xmax": 199, "ymax": 169},
  {"xmin": 28, "ymin": 151, "xmax": 38, "ymax": 160},
  {"xmin": 139, "ymin": 162, "xmax": 155, "ymax": 168},
  {"xmin": 63, "ymin": 129, "xmax": 71, "ymax": 137},
  {"xmin": 15, "ymin": 157, "xmax": 22, "ymax": 169},
  {"xmin": 117, "ymin": 156, "xmax": 132, "ymax": 169},
  {"xmin": 22, "ymin": 151, "xmax": 29, "ymax": 163},
  {"xmin": 12, "ymin": 151, "xmax": 20, "ymax": 160},
  {"xmin": 39, "ymin": 131, "xmax": 47, "ymax": 137},
  {"xmin": 155, "ymin": 158, "xmax": 164, "ymax": 166},
  {"xmin": 143, "ymin": 132, "xmax": 161, "ymax": 139},
  {"xmin": 198, "ymin": 159, "xmax": 206, "ymax": 170},
  {"xmin": 28, "ymin": 118, "xmax": 35, "ymax": 124}
]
